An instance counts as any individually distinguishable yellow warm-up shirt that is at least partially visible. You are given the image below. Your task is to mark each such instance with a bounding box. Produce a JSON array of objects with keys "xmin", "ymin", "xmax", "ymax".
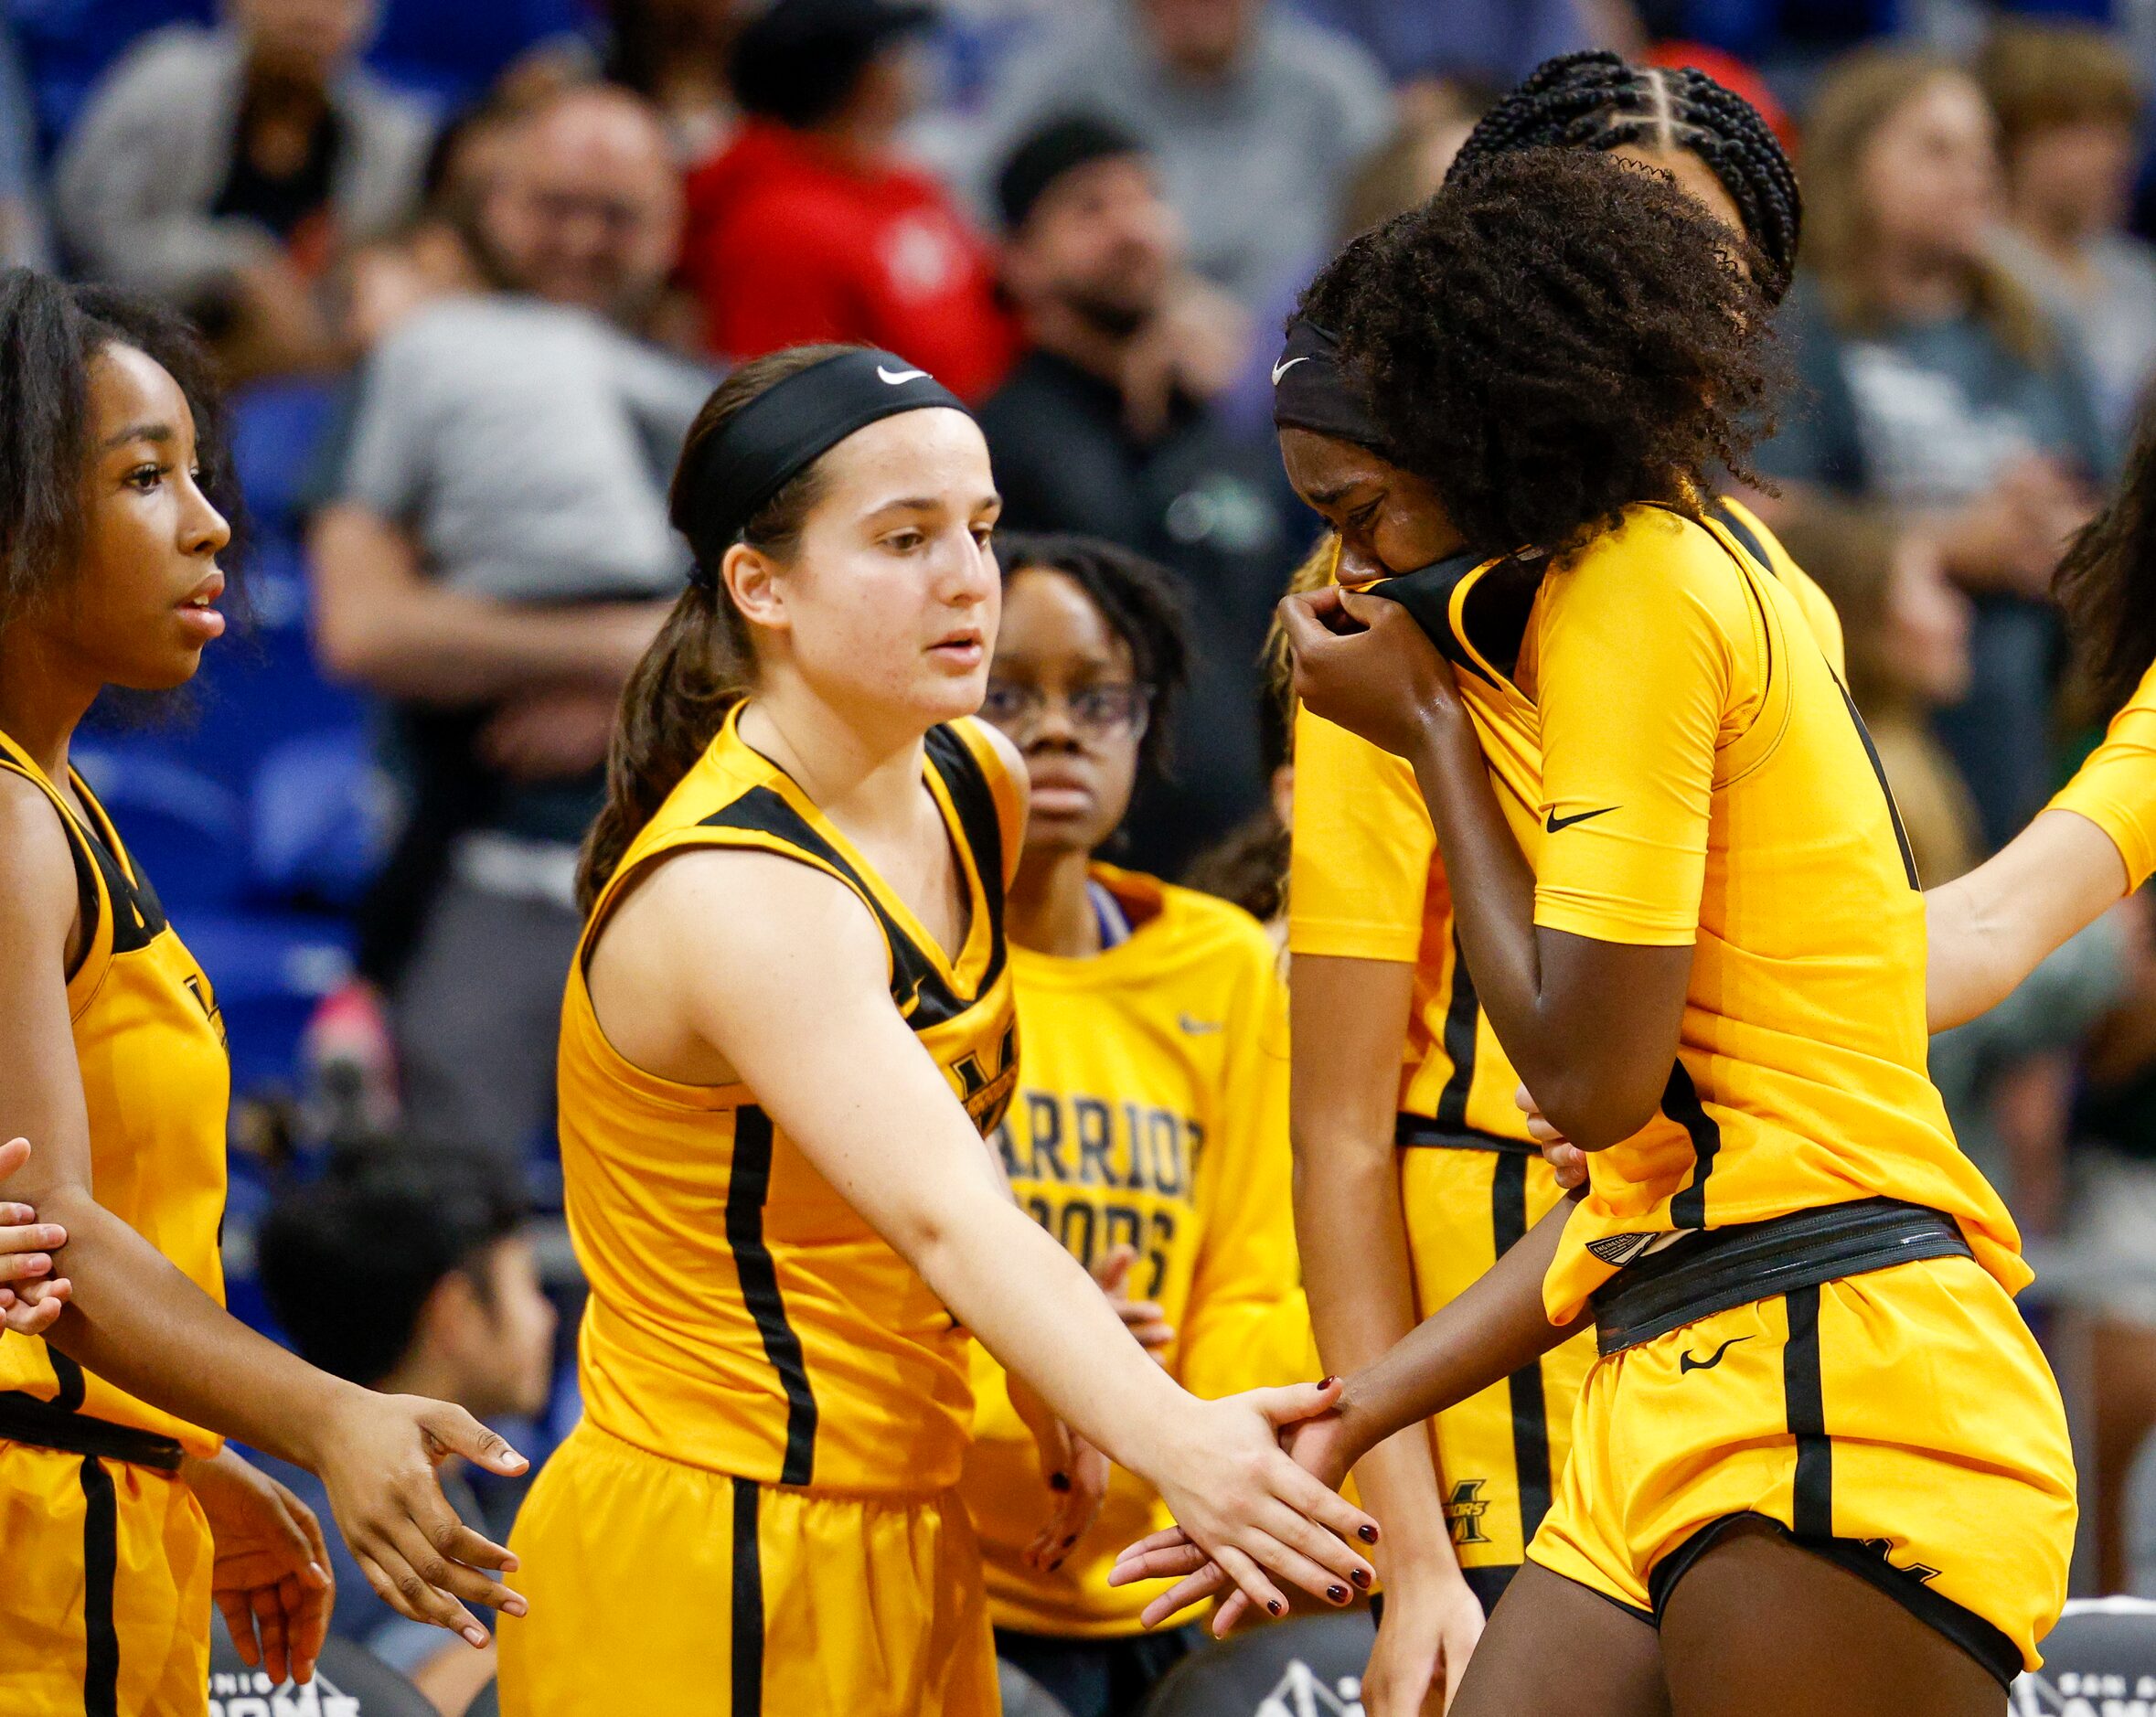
[
  {"xmin": 557, "ymin": 706, "xmax": 1020, "ymax": 1494},
  {"xmin": 1509, "ymin": 507, "xmax": 2023, "ymax": 1319},
  {"xmin": 0, "ymin": 733, "xmax": 228, "ymax": 1457},
  {"xmin": 962, "ymin": 868, "xmax": 1307, "ymax": 1637},
  {"xmin": 1287, "ymin": 496, "xmax": 1844, "ymax": 1147},
  {"xmin": 2051, "ymin": 655, "xmax": 2156, "ymax": 890}
]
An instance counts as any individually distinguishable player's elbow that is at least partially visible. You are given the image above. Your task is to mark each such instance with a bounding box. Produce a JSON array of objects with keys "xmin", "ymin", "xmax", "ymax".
[{"xmin": 1533, "ymin": 1064, "xmax": 1664, "ymax": 1157}]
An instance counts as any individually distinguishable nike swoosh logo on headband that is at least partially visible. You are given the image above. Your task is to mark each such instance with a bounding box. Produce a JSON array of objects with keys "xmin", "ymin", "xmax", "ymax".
[
  {"xmin": 1271, "ymin": 356, "xmax": 1309, "ymax": 386},
  {"xmin": 878, "ymin": 366, "xmax": 930, "ymax": 385}
]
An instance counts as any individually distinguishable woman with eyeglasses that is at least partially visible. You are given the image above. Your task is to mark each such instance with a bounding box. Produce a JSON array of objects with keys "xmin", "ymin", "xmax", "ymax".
[{"xmin": 958, "ymin": 532, "xmax": 1311, "ymax": 1717}]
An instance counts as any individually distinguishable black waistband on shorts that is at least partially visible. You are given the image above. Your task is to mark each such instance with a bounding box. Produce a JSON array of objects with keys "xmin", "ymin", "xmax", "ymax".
[
  {"xmin": 1590, "ymin": 1198, "xmax": 1973, "ymax": 1357},
  {"xmin": 1394, "ymin": 1115, "xmax": 1539, "ymax": 1155},
  {"xmin": 0, "ymin": 1391, "xmax": 186, "ymax": 1472}
]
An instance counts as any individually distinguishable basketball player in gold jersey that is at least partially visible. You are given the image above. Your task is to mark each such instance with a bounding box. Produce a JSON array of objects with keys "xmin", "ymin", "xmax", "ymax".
[
  {"xmin": 960, "ymin": 533, "xmax": 1309, "ymax": 1717},
  {"xmin": 1119, "ymin": 152, "xmax": 2075, "ymax": 1715},
  {"xmin": 0, "ymin": 272, "xmax": 532, "ymax": 1714},
  {"xmin": 496, "ymin": 346, "xmax": 1377, "ymax": 1717}
]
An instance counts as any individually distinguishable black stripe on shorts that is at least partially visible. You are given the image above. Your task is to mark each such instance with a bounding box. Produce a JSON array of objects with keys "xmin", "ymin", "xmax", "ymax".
[
  {"xmin": 1434, "ymin": 925, "xmax": 1479, "ymax": 1132},
  {"xmin": 728, "ymin": 1106, "xmax": 818, "ymax": 1486},
  {"xmin": 1782, "ymin": 1284, "xmax": 1832, "ymax": 1540},
  {"xmin": 1492, "ymin": 1153, "xmax": 1554, "ymax": 1545},
  {"xmin": 730, "ymin": 1475, "xmax": 764, "ymax": 1717},
  {"xmin": 80, "ymin": 1454, "xmax": 120, "ymax": 1717}
]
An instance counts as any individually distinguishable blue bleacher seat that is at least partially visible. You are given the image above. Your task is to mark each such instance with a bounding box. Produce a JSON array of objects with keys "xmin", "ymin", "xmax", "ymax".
[
  {"xmin": 229, "ymin": 379, "xmax": 338, "ymax": 539},
  {"xmin": 69, "ymin": 743, "xmax": 246, "ymax": 912},
  {"xmin": 252, "ymin": 724, "xmax": 390, "ymax": 908}
]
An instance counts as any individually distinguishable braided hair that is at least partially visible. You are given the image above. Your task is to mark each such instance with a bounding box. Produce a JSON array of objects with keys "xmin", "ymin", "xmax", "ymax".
[{"xmin": 1448, "ymin": 50, "xmax": 1801, "ymax": 305}]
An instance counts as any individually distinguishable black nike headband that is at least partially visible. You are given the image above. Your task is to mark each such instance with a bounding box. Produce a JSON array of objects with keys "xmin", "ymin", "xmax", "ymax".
[
  {"xmin": 1270, "ymin": 317, "xmax": 1402, "ymax": 464},
  {"xmin": 682, "ymin": 348, "xmax": 972, "ymax": 587}
]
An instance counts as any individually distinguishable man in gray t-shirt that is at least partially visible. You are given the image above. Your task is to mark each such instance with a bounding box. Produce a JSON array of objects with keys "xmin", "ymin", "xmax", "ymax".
[{"xmin": 308, "ymin": 85, "xmax": 711, "ymax": 1161}]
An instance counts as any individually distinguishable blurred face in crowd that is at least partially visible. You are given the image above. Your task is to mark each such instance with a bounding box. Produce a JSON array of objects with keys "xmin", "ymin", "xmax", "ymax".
[
  {"xmin": 1278, "ymin": 428, "xmax": 1464, "ymax": 586},
  {"xmin": 1138, "ymin": 0, "xmax": 1261, "ymax": 79},
  {"xmin": 44, "ymin": 344, "xmax": 233, "ymax": 692},
  {"xmin": 725, "ymin": 411, "xmax": 1001, "ymax": 735},
  {"xmin": 232, "ymin": 0, "xmax": 372, "ymax": 84},
  {"xmin": 983, "ymin": 568, "xmax": 1148, "ymax": 857},
  {"xmin": 1856, "ymin": 73, "xmax": 2001, "ymax": 268},
  {"xmin": 477, "ymin": 88, "xmax": 682, "ymax": 325},
  {"xmin": 432, "ymin": 1235, "xmax": 557, "ymax": 1420},
  {"xmin": 1007, "ymin": 155, "xmax": 1179, "ymax": 338},
  {"xmin": 2007, "ymin": 120, "xmax": 2138, "ymax": 244}
]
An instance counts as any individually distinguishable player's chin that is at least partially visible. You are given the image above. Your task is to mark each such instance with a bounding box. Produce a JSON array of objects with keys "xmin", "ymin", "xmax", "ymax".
[{"xmin": 116, "ymin": 636, "xmax": 211, "ymax": 691}]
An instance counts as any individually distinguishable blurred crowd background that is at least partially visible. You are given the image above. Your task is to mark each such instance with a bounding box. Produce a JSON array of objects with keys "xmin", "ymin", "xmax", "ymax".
[{"xmin": 22, "ymin": 0, "xmax": 2156, "ymax": 1704}]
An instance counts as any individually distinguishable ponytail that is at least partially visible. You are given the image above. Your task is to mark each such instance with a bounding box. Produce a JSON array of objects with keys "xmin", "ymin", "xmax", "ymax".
[{"xmin": 574, "ymin": 343, "xmax": 854, "ymax": 914}]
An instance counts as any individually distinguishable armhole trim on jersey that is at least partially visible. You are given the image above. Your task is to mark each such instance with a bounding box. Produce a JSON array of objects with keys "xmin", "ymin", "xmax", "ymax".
[
  {"xmin": 924, "ymin": 722, "xmax": 1009, "ymax": 994},
  {"xmin": 0, "ymin": 758, "xmax": 112, "ymax": 1005}
]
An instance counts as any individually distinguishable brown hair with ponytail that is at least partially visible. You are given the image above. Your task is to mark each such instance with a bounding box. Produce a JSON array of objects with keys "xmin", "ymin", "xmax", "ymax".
[{"xmin": 575, "ymin": 343, "xmax": 856, "ymax": 913}]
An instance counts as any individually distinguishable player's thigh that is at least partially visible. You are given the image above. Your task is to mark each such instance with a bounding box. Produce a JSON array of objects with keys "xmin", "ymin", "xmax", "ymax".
[
  {"xmin": 1659, "ymin": 1518, "xmax": 2003, "ymax": 1717},
  {"xmin": 1450, "ymin": 1560, "xmax": 1670, "ymax": 1717}
]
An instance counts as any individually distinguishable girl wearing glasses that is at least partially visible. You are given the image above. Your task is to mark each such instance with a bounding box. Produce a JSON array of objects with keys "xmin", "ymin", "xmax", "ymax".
[{"xmin": 959, "ymin": 532, "xmax": 1311, "ymax": 1717}]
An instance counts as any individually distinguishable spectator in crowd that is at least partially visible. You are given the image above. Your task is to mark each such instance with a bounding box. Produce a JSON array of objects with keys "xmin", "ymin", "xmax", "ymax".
[
  {"xmin": 255, "ymin": 1151, "xmax": 556, "ymax": 1715},
  {"xmin": 602, "ymin": 0, "xmax": 742, "ymax": 164},
  {"xmin": 981, "ymin": 115, "xmax": 1300, "ymax": 874},
  {"xmin": 54, "ymin": 0, "xmax": 434, "ymax": 379},
  {"xmin": 679, "ymin": 0, "xmax": 1017, "ymax": 399},
  {"xmin": 1980, "ymin": 19, "xmax": 2156, "ymax": 448},
  {"xmin": 0, "ymin": 22, "xmax": 48, "ymax": 271},
  {"xmin": 307, "ymin": 82, "xmax": 708, "ymax": 1163},
  {"xmin": 1756, "ymin": 47, "xmax": 2109, "ymax": 850},
  {"xmin": 971, "ymin": 0, "xmax": 1393, "ymax": 309}
]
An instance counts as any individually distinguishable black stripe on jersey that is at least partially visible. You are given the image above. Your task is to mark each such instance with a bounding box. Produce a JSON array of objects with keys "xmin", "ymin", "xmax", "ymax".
[
  {"xmin": 1832, "ymin": 678, "xmax": 1921, "ymax": 890},
  {"xmin": 1663, "ymin": 1061, "xmax": 1722, "ymax": 1231},
  {"xmin": 730, "ymin": 1475, "xmax": 764, "ymax": 1716},
  {"xmin": 1713, "ymin": 503, "xmax": 1774, "ymax": 576},
  {"xmin": 1433, "ymin": 925, "xmax": 1480, "ymax": 1132},
  {"xmin": 1491, "ymin": 1153, "xmax": 1554, "ymax": 1545},
  {"xmin": 49, "ymin": 1351, "xmax": 87, "ymax": 1413},
  {"xmin": 80, "ymin": 1454, "xmax": 121, "ymax": 1717},
  {"xmin": 923, "ymin": 723, "xmax": 1009, "ymax": 991},
  {"xmin": 728, "ymin": 1106, "xmax": 818, "ymax": 1487},
  {"xmin": 1783, "ymin": 1284, "xmax": 1833, "ymax": 1540},
  {"xmin": 701, "ymin": 786, "xmax": 966, "ymax": 1027}
]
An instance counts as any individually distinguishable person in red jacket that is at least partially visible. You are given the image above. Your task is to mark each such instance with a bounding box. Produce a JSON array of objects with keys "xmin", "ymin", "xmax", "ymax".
[{"xmin": 680, "ymin": 0, "xmax": 1018, "ymax": 400}]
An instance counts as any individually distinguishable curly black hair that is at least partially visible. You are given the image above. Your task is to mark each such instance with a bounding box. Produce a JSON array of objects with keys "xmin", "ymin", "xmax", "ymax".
[
  {"xmin": 1448, "ymin": 50, "xmax": 1801, "ymax": 305},
  {"xmin": 2056, "ymin": 402, "xmax": 2156, "ymax": 720},
  {"xmin": 1303, "ymin": 148, "xmax": 1776, "ymax": 561},
  {"xmin": 993, "ymin": 530, "xmax": 1190, "ymax": 780}
]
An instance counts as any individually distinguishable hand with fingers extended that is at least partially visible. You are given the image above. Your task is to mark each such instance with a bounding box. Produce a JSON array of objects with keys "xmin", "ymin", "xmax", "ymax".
[
  {"xmin": 183, "ymin": 1447, "xmax": 336, "ymax": 1687},
  {"xmin": 1008, "ymin": 1370, "xmax": 1111, "ymax": 1575},
  {"xmin": 0, "ymin": 1136, "xmax": 70, "ymax": 1336},
  {"xmin": 1361, "ymin": 1569, "xmax": 1487, "ymax": 1715},
  {"xmin": 1112, "ymin": 1395, "xmax": 1362, "ymax": 1633},
  {"xmin": 1094, "ymin": 1244, "xmax": 1175, "ymax": 1361},
  {"xmin": 1122, "ymin": 1379, "xmax": 1378, "ymax": 1627},
  {"xmin": 1278, "ymin": 586, "xmax": 1463, "ymax": 762},
  {"xmin": 1514, "ymin": 1083, "xmax": 1586, "ymax": 1190},
  {"xmin": 306, "ymin": 1392, "xmax": 530, "ymax": 1649}
]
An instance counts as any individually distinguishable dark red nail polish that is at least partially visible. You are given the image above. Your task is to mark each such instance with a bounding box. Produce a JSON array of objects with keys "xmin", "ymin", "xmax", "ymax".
[
  {"xmin": 1350, "ymin": 1568, "xmax": 1372, "ymax": 1589},
  {"xmin": 1266, "ymin": 1599, "xmax": 1284, "ymax": 1616},
  {"xmin": 1049, "ymin": 1472, "xmax": 1071, "ymax": 1493},
  {"xmin": 1328, "ymin": 1584, "xmax": 1348, "ymax": 1604},
  {"xmin": 1358, "ymin": 1524, "xmax": 1379, "ymax": 1543},
  {"xmin": 1318, "ymin": 1376, "xmax": 1340, "ymax": 1390}
]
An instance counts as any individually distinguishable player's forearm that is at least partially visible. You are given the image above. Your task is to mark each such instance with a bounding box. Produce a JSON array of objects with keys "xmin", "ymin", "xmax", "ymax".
[
  {"xmin": 36, "ymin": 1187, "xmax": 358, "ymax": 1466},
  {"xmin": 1926, "ymin": 810, "xmax": 2129, "ymax": 1032},
  {"xmin": 1334, "ymin": 1194, "xmax": 1586, "ymax": 1467},
  {"xmin": 910, "ymin": 1182, "xmax": 1188, "ymax": 1473}
]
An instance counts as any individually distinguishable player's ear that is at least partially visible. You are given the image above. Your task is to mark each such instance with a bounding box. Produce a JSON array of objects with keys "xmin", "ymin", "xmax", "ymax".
[{"xmin": 723, "ymin": 542, "xmax": 791, "ymax": 636}]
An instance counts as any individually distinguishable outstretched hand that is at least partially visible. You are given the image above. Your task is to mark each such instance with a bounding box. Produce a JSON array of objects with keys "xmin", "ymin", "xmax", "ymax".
[
  {"xmin": 185, "ymin": 1448, "xmax": 336, "ymax": 1687},
  {"xmin": 1009, "ymin": 1370, "xmax": 1111, "ymax": 1573},
  {"xmin": 1278, "ymin": 586, "xmax": 1461, "ymax": 759}
]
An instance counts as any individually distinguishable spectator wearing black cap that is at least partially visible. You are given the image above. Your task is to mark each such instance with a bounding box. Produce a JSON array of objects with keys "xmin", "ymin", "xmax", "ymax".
[
  {"xmin": 980, "ymin": 115, "xmax": 1302, "ymax": 876},
  {"xmin": 253, "ymin": 1151, "xmax": 556, "ymax": 1713},
  {"xmin": 678, "ymin": 0, "xmax": 1017, "ymax": 400}
]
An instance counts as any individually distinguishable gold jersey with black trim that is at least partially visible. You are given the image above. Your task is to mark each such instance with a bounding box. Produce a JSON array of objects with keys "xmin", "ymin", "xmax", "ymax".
[
  {"xmin": 0, "ymin": 729, "xmax": 229, "ymax": 1717},
  {"xmin": 548, "ymin": 702, "xmax": 1021, "ymax": 1496},
  {"xmin": 962, "ymin": 865, "xmax": 1308, "ymax": 1637},
  {"xmin": 1287, "ymin": 498, "xmax": 1848, "ymax": 1605}
]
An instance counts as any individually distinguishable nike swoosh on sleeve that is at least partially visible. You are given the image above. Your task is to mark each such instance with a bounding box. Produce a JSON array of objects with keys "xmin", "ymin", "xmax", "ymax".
[{"xmin": 1542, "ymin": 805, "xmax": 1620, "ymax": 834}]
